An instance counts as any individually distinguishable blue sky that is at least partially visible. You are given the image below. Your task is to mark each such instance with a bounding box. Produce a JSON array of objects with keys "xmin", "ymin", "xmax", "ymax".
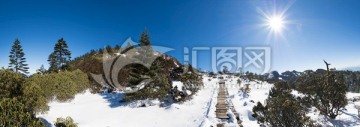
[{"xmin": 1, "ymin": 0, "xmax": 360, "ymax": 74}]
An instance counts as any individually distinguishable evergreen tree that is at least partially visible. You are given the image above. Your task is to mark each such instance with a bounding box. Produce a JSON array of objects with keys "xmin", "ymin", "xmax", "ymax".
[
  {"xmin": 222, "ymin": 66, "xmax": 229, "ymax": 74},
  {"xmin": 114, "ymin": 44, "xmax": 121, "ymax": 51},
  {"xmin": 320, "ymin": 71, "xmax": 348, "ymax": 119},
  {"xmin": 36, "ymin": 64, "xmax": 47, "ymax": 74},
  {"xmin": 89, "ymin": 49, "xmax": 97, "ymax": 55},
  {"xmin": 135, "ymin": 29, "xmax": 154, "ymax": 67},
  {"xmin": 139, "ymin": 28, "xmax": 151, "ymax": 46},
  {"xmin": 48, "ymin": 53, "xmax": 57, "ymax": 72},
  {"xmin": 295, "ymin": 66, "xmax": 348, "ymax": 119},
  {"xmin": 48, "ymin": 38, "xmax": 71, "ymax": 72},
  {"xmin": 105, "ymin": 45, "xmax": 112, "ymax": 53},
  {"xmin": 98, "ymin": 48, "xmax": 104, "ymax": 54},
  {"xmin": 8, "ymin": 38, "xmax": 29, "ymax": 74},
  {"xmin": 252, "ymin": 81, "xmax": 315, "ymax": 127}
]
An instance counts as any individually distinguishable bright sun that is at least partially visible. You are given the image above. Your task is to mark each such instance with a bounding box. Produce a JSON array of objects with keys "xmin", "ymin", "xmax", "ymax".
[{"xmin": 267, "ymin": 16, "xmax": 284, "ymax": 32}]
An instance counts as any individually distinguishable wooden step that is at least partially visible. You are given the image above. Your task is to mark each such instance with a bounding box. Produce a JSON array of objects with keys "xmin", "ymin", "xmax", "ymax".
[
  {"xmin": 217, "ymin": 123, "xmax": 225, "ymax": 127},
  {"xmin": 218, "ymin": 98, "xmax": 227, "ymax": 101},
  {"xmin": 216, "ymin": 103, "xmax": 226, "ymax": 107},
  {"xmin": 215, "ymin": 109, "xmax": 228, "ymax": 113},
  {"xmin": 216, "ymin": 113, "xmax": 229, "ymax": 119},
  {"xmin": 215, "ymin": 105, "xmax": 227, "ymax": 109},
  {"xmin": 216, "ymin": 107, "xmax": 228, "ymax": 110},
  {"xmin": 217, "ymin": 100, "xmax": 226, "ymax": 103}
]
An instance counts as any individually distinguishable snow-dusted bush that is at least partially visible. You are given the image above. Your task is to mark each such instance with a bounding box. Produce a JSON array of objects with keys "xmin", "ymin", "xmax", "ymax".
[
  {"xmin": 252, "ymin": 81, "xmax": 316, "ymax": 127},
  {"xmin": 295, "ymin": 71, "xmax": 348, "ymax": 119},
  {"xmin": 54, "ymin": 116, "xmax": 78, "ymax": 127},
  {"xmin": 239, "ymin": 83, "xmax": 251, "ymax": 98}
]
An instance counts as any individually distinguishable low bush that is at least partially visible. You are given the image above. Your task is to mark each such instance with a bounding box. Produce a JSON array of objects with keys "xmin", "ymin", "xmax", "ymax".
[
  {"xmin": 0, "ymin": 69, "xmax": 25, "ymax": 99},
  {"xmin": 23, "ymin": 69, "xmax": 89, "ymax": 113},
  {"xmin": 54, "ymin": 116, "xmax": 78, "ymax": 127},
  {"xmin": 0, "ymin": 98, "xmax": 44, "ymax": 127}
]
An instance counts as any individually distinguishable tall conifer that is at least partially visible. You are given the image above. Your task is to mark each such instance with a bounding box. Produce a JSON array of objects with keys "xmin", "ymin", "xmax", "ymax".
[{"xmin": 8, "ymin": 38, "xmax": 29, "ymax": 74}]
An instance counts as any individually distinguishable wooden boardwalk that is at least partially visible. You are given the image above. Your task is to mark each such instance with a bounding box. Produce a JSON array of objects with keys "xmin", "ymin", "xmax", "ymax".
[
  {"xmin": 216, "ymin": 83, "xmax": 229, "ymax": 119},
  {"xmin": 215, "ymin": 81, "xmax": 243, "ymax": 127}
]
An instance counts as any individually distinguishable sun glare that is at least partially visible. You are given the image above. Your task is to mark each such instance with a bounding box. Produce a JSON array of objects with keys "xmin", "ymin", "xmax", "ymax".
[
  {"xmin": 256, "ymin": 1, "xmax": 295, "ymax": 43},
  {"xmin": 267, "ymin": 16, "xmax": 284, "ymax": 32}
]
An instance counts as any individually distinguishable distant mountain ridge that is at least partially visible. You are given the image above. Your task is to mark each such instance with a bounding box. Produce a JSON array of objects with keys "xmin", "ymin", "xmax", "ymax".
[
  {"xmin": 340, "ymin": 66, "xmax": 360, "ymax": 72},
  {"xmin": 263, "ymin": 69, "xmax": 360, "ymax": 92}
]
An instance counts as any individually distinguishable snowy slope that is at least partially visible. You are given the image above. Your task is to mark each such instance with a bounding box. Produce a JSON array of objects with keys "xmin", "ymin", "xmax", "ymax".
[
  {"xmin": 38, "ymin": 77, "xmax": 219, "ymax": 127},
  {"xmin": 38, "ymin": 75, "xmax": 360, "ymax": 127},
  {"xmin": 226, "ymin": 78, "xmax": 273, "ymax": 127}
]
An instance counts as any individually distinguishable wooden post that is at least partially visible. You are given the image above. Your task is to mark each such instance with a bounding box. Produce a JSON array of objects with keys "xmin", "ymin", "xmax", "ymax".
[{"xmin": 323, "ymin": 60, "xmax": 331, "ymax": 72}]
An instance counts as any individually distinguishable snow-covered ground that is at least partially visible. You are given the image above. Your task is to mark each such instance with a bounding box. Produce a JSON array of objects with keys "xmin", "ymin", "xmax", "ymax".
[
  {"xmin": 226, "ymin": 78, "xmax": 273, "ymax": 127},
  {"xmin": 38, "ymin": 76, "xmax": 219, "ymax": 127},
  {"xmin": 38, "ymin": 75, "xmax": 360, "ymax": 127}
]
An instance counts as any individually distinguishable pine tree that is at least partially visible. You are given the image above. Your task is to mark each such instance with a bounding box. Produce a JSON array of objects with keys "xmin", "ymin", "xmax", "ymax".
[
  {"xmin": 320, "ymin": 71, "xmax": 348, "ymax": 119},
  {"xmin": 48, "ymin": 38, "xmax": 71, "ymax": 72},
  {"xmin": 105, "ymin": 45, "xmax": 112, "ymax": 53},
  {"xmin": 252, "ymin": 81, "xmax": 315, "ymax": 126},
  {"xmin": 100, "ymin": 47, "xmax": 107, "ymax": 54},
  {"xmin": 305, "ymin": 71, "xmax": 348, "ymax": 119},
  {"xmin": 222, "ymin": 66, "xmax": 229, "ymax": 74},
  {"xmin": 8, "ymin": 38, "xmax": 29, "ymax": 74},
  {"xmin": 295, "ymin": 63, "xmax": 348, "ymax": 119},
  {"xmin": 48, "ymin": 53, "xmax": 57, "ymax": 72},
  {"xmin": 36, "ymin": 64, "xmax": 47, "ymax": 74},
  {"xmin": 139, "ymin": 28, "xmax": 151, "ymax": 46},
  {"xmin": 135, "ymin": 29, "xmax": 154, "ymax": 67},
  {"xmin": 114, "ymin": 44, "xmax": 121, "ymax": 51}
]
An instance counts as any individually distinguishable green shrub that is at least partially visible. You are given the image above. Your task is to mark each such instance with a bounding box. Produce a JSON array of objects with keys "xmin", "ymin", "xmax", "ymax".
[
  {"xmin": 54, "ymin": 116, "xmax": 78, "ymax": 127},
  {"xmin": 252, "ymin": 81, "xmax": 315, "ymax": 127},
  {"xmin": 180, "ymin": 71, "xmax": 203, "ymax": 94},
  {"xmin": 122, "ymin": 74, "xmax": 171, "ymax": 102},
  {"xmin": 23, "ymin": 78, "xmax": 49, "ymax": 113},
  {"xmin": 23, "ymin": 69, "xmax": 89, "ymax": 113},
  {"xmin": 0, "ymin": 98, "xmax": 44, "ymax": 127},
  {"xmin": 52, "ymin": 73, "xmax": 78, "ymax": 101},
  {"xmin": 0, "ymin": 70, "xmax": 25, "ymax": 99},
  {"xmin": 295, "ymin": 71, "xmax": 348, "ymax": 119}
]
